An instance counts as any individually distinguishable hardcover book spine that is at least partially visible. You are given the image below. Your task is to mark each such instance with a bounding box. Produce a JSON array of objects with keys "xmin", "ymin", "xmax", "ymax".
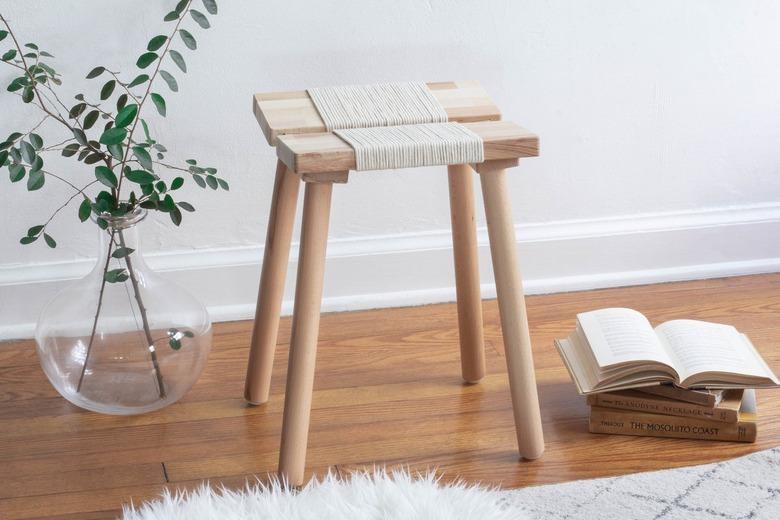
[
  {"xmin": 586, "ymin": 394, "xmax": 738, "ymax": 423},
  {"xmin": 589, "ymin": 407, "xmax": 756, "ymax": 443}
]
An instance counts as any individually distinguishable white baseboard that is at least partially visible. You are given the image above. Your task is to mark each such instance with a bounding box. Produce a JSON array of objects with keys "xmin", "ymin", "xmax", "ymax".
[{"xmin": 2, "ymin": 203, "xmax": 779, "ymax": 341}]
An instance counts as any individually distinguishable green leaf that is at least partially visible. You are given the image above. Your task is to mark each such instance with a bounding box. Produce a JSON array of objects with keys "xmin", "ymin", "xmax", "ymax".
[
  {"xmin": 169, "ymin": 50, "xmax": 187, "ymax": 73},
  {"xmin": 105, "ymin": 268, "xmax": 129, "ymax": 283},
  {"xmin": 136, "ymin": 52, "xmax": 158, "ymax": 69},
  {"xmin": 169, "ymin": 338, "xmax": 182, "ymax": 350},
  {"xmin": 20, "ymin": 141, "xmax": 36, "ymax": 163},
  {"xmin": 29, "ymin": 133, "xmax": 43, "ymax": 149},
  {"xmin": 116, "ymin": 93, "xmax": 128, "ymax": 112},
  {"xmin": 83, "ymin": 110, "xmax": 100, "ymax": 130},
  {"xmin": 202, "ymin": 0, "xmax": 218, "ymax": 15},
  {"xmin": 163, "ymin": 11, "xmax": 179, "ymax": 22},
  {"xmin": 0, "ymin": 150, "xmax": 7, "ymax": 166},
  {"xmin": 43, "ymin": 233, "xmax": 56, "ymax": 248},
  {"xmin": 192, "ymin": 174, "xmax": 206, "ymax": 188},
  {"xmin": 30, "ymin": 155, "xmax": 43, "ymax": 173},
  {"xmin": 133, "ymin": 122, "xmax": 147, "ymax": 144},
  {"xmin": 100, "ymin": 80, "xmax": 116, "ymax": 100},
  {"xmin": 62, "ymin": 143, "xmax": 80, "ymax": 157},
  {"xmin": 190, "ymin": 9, "xmax": 211, "ymax": 28},
  {"xmin": 9, "ymin": 164, "xmax": 25, "ymax": 182},
  {"xmin": 151, "ymin": 93, "xmax": 166, "ymax": 117},
  {"xmin": 108, "ymin": 143, "xmax": 123, "ymax": 159},
  {"xmin": 7, "ymin": 77, "xmax": 25, "ymax": 92},
  {"xmin": 171, "ymin": 176, "xmax": 184, "ymax": 190},
  {"xmin": 86, "ymin": 66, "xmax": 105, "ymax": 79},
  {"xmin": 78, "ymin": 197, "xmax": 92, "ymax": 222},
  {"xmin": 69, "ymin": 102, "xmax": 86, "ymax": 119},
  {"xmin": 99, "ymin": 127, "xmax": 127, "ymax": 145},
  {"xmin": 24, "ymin": 43, "xmax": 39, "ymax": 50},
  {"xmin": 27, "ymin": 169, "xmax": 44, "ymax": 191},
  {"xmin": 2, "ymin": 49, "xmax": 17, "ymax": 61},
  {"xmin": 72, "ymin": 128, "xmax": 88, "ymax": 145},
  {"xmin": 147, "ymin": 35, "xmax": 167, "ymax": 52},
  {"xmin": 0, "ymin": 30, "xmax": 8, "ymax": 42},
  {"xmin": 162, "ymin": 194, "xmax": 176, "ymax": 212},
  {"xmin": 125, "ymin": 169, "xmax": 156, "ymax": 184},
  {"xmin": 20, "ymin": 236, "xmax": 37, "ymax": 245},
  {"xmin": 84, "ymin": 153, "xmax": 103, "ymax": 165},
  {"xmin": 128, "ymin": 74, "xmax": 149, "ymax": 88},
  {"xmin": 205, "ymin": 174, "xmax": 218, "ymax": 190},
  {"xmin": 94, "ymin": 165, "xmax": 118, "ymax": 188},
  {"xmin": 132, "ymin": 146, "xmax": 153, "ymax": 171},
  {"xmin": 115, "ymin": 104, "xmax": 138, "ymax": 128},
  {"xmin": 179, "ymin": 29, "xmax": 197, "ymax": 50},
  {"xmin": 170, "ymin": 207, "xmax": 183, "ymax": 226},
  {"xmin": 22, "ymin": 86, "xmax": 34, "ymax": 103},
  {"xmin": 112, "ymin": 247, "xmax": 135, "ymax": 258},
  {"xmin": 27, "ymin": 225, "xmax": 44, "ymax": 237},
  {"xmin": 175, "ymin": 0, "xmax": 189, "ymax": 14},
  {"xmin": 186, "ymin": 159, "xmax": 197, "ymax": 165},
  {"xmin": 155, "ymin": 180, "xmax": 167, "ymax": 193},
  {"xmin": 159, "ymin": 70, "xmax": 178, "ymax": 92},
  {"xmin": 177, "ymin": 201, "xmax": 195, "ymax": 212}
]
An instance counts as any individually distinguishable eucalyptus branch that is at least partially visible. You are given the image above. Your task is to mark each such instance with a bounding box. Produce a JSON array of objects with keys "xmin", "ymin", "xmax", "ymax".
[
  {"xmin": 116, "ymin": 0, "xmax": 193, "ymax": 194},
  {"xmin": 1, "ymin": 14, "xmax": 70, "ymax": 128},
  {"xmin": 106, "ymin": 70, "xmax": 140, "ymax": 104}
]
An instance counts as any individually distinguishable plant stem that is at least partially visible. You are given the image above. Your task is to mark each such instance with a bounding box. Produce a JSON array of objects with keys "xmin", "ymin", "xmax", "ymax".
[
  {"xmin": 76, "ymin": 228, "xmax": 116, "ymax": 393},
  {"xmin": 116, "ymin": 0, "xmax": 193, "ymax": 196},
  {"xmin": 117, "ymin": 229, "xmax": 166, "ymax": 398}
]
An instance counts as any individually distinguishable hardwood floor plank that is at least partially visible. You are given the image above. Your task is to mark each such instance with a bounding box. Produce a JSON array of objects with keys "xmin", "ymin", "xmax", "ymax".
[{"xmin": 1, "ymin": 274, "xmax": 779, "ymax": 519}]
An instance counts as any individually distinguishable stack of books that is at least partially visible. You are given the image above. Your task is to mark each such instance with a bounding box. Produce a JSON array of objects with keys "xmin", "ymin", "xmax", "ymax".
[{"xmin": 555, "ymin": 307, "xmax": 780, "ymax": 443}]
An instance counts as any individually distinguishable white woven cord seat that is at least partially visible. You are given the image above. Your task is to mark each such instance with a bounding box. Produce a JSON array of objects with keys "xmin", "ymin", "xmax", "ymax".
[{"xmin": 307, "ymin": 81, "xmax": 485, "ymax": 171}]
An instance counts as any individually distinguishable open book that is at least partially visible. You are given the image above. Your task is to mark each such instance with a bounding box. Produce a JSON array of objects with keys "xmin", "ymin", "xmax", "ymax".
[{"xmin": 555, "ymin": 308, "xmax": 779, "ymax": 394}]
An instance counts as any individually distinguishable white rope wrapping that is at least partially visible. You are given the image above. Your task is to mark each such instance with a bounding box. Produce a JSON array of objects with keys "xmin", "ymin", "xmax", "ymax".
[
  {"xmin": 307, "ymin": 81, "xmax": 486, "ymax": 171},
  {"xmin": 308, "ymin": 82, "xmax": 448, "ymax": 131},
  {"xmin": 334, "ymin": 123, "xmax": 484, "ymax": 171}
]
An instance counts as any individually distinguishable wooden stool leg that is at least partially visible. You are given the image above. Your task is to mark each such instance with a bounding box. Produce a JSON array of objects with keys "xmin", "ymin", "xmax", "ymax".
[
  {"xmin": 447, "ymin": 164, "xmax": 486, "ymax": 383},
  {"xmin": 478, "ymin": 164, "xmax": 545, "ymax": 460},
  {"xmin": 278, "ymin": 181, "xmax": 334, "ymax": 486},
  {"xmin": 244, "ymin": 161, "xmax": 301, "ymax": 405}
]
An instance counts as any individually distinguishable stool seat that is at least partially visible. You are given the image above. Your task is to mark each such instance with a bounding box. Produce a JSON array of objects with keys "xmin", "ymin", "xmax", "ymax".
[
  {"xmin": 245, "ymin": 80, "xmax": 545, "ymax": 486},
  {"xmin": 277, "ymin": 120, "xmax": 539, "ymax": 176},
  {"xmin": 254, "ymin": 80, "xmax": 501, "ymax": 145}
]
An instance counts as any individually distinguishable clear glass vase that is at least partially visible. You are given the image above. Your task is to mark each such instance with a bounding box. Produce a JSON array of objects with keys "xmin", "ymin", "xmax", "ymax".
[{"xmin": 35, "ymin": 208, "xmax": 212, "ymax": 415}]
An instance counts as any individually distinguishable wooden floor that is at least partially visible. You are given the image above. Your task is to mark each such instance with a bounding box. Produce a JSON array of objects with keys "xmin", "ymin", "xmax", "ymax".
[{"xmin": 1, "ymin": 274, "xmax": 779, "ymax": 519}]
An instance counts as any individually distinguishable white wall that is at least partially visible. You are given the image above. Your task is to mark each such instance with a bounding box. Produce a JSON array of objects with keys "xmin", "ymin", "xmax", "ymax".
[{"xmin": 2, "ymin": 1, "xmax": 780, "ymax": 339}]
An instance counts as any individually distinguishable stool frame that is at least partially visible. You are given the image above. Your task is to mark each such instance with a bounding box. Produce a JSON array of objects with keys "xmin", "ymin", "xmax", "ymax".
[{"xmin": 244, "ymin": 82, "xmax": 544, "ymax": 485}]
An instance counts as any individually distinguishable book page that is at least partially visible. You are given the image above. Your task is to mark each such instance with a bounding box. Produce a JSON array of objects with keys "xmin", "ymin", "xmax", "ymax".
[
  {"xmin": 577, "ymin": 308, "xmax": 672, "ymax": 368},
  {"xmin": 654, "ymin": 320, "xmax": 769, "ymax": 381}
]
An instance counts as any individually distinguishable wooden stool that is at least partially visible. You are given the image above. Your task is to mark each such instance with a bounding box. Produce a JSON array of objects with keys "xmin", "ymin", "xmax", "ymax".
[{"xmin": 245, "ymin": 81, "xmax": 544, "ymax": 485}]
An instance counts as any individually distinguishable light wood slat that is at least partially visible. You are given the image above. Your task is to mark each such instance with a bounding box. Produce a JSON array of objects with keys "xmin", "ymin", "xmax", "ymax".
[
  {"xmin": 276, "ymin": 120, "xmax": 539, "ymax": 175},
  {"xmin": 253, "ymin": 80, "xmax": 502, "ymax": 145}
]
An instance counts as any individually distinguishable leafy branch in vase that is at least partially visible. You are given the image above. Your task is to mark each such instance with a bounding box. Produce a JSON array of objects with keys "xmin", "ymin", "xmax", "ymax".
[{"xmin": 1, "ymin": 0, "xmax": 225, "ymax": 398}]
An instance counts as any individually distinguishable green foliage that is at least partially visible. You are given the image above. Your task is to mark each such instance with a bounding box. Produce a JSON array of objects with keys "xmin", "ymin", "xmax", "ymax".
[
  {"xmin": 1, "ymin": 0, "xmax": 223, "ymax": 252},
  {"xmin": 115, "ymin": 104, "xmax": 138, "ymax": 128},
  {"xmin": 86, "ymin": 66, "xmax": 105, "ymax": 79},
  {"xmin": 105, "ymin": 268, "xmax": 129, "ymax": 283},
  {"xmin": 151, "ymin": 93, "xmax": 166, "ymax": 116},
  {"xmin": 147, "ymin": 35, "xmax": 167, "ymax": 52},
  {"xmin": 169, "ymin": 49, "xmax": 187, "ymax": 72},
  {"xmin": 159, "ymin": 70, "xmax": 178, "ymax": 92}
]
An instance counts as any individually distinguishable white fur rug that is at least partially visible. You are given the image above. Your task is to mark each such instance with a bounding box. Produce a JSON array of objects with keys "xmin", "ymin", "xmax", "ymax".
[{"xmin": 123, "ymin": 448, "xmax": 780, "ymax": 520}]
